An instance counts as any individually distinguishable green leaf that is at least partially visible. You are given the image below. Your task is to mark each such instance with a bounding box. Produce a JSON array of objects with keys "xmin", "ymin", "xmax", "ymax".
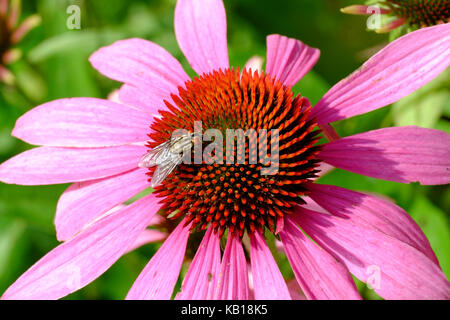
[
  {"xmin": 10, "ymin": 61, "xmax": 47, "ymax": 103},
  {"xmin": 392, "ymin": 70, "xmax": 450, "ymax": 129},
  {"xmin": 0, "ymin": 216, "xmax": 28, "ymax": 291},
  {"xmin": 435, "ymin": 119, "xmax": 450, "ymax": 134},
  {"xmin": 27, "ymin": 29, "xmax": 126, "ymax": 63},
  {"xmin": 0, "ymin": 184, "xmax": 66, "ymax": 232},
  {"xmin": 0, "ymin": 218, "xmax": 26, "ymax": 275},
  {"xmin": 392, "ymin": 90, "xmax": 448, "ymax": 128},
  {"xmin": 292, "ymin": 71, "xmax": 329, "ymax": 105}
]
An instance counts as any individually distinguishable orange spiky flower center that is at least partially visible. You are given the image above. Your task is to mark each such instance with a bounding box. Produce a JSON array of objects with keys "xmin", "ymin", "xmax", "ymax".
[{"xmin": 148, "ymin": 68, "xmax": 322, "ymax": 238}]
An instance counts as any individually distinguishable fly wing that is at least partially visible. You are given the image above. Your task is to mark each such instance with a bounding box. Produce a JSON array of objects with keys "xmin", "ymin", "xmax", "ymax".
[
  {"xmin": 138, "ymin": 141, "xmax": 172, "ymax": 168},
  {"xmin": 150, "ymin": 154, "xmax": 183, "ymax": 188}
]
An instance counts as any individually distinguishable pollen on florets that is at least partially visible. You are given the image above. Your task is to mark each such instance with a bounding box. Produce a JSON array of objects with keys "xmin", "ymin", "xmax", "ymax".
[
  {"xmin": 341, "ymin": 0, "xmax": 449, "ymax": 33},
  {"xmin": 386, "ymin": 0, "xmax": 450, "ymax": 27},
  {"xmin": 147, "ymin": 68, "xmax": 322, "ymax": 238}
]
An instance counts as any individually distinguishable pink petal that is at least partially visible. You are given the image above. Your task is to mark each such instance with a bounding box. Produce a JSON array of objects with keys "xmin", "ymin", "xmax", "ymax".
[
  {"xmin": 315, "ymin": 162, "xmax": 335, "ymax": 178},
  {"xmin": 319, "ymin": 126, "xmax": 450, "ymax": 185},
  {"xmin": 174, "ymin": 0, "xmax": 229, "ymax": 75},
  {"xmin": 244, "ymin": 56, "xmax": 264, "ymax": 73},
  {"xmin": 89, "ymin": 38, "xmax": 189, "ymax": 113},
  {"xmin": 376, "ymin": 18, "xmax": 407, "ymax": 34},
  {"xmin": 311, "ymin": 23, "xmax": 450, "ymax": 123},
  {"xmin": 1, "ymin": 194, "xmax": 159, "ymax": 300},
  {"xmin": 249, "ymin": 231, "xmax": 291, "ymax": 300},
  {"xmin": 213, "ymin": 233, "xmax": 249, "ymax": 300},
  {"xmin": 125, "ymin": 229, "xmax": 167, "ymax": 254},
  {"xmin": 302, "ymin": 196, "xmax": 330, "ymax": 214},
  {"xmin": 12, "ymin": 98, "xmax": 151, "ymax": 147},
  {"xmin": 286, "ymin": 279, "xmax": 307, "ymax": 300},
  {"xmin": 118, "ymin": 84, "xmax": 167, "ymax": 115},
  {"xmin": 0, "ymin": 145, "xmax": 146, "ymax": 185},
  {"xmin": 126, "ymin": 220, "xmax": 191, "ymax": 300},
  {"xmin": 307, "ymin": 183, "xmax": 439, "ymax": 264},
  {"xmin": 89, "ymin": 38, "xmax": 189, "ymax": 89},
  {"xmin": 293, "ymin": 207, "xmax": 450, "ymax": 300},
  {"xmin": 176, "ymin": 228, "xmax": 221, "ymax": 300},
  {"xmin": 55, "ymin": 168, "xmax": 150, "ymax": 241},
  {"xmin": 280, "ymin": 217, "xmax": 361, "ymax": 300},
  {"xmin": 265, "ymin": 34, "xmax": 320, "ymax": 87},
  {"xmin": 107, "ymin": 89, "xmax": 121, "ymax": 103}
]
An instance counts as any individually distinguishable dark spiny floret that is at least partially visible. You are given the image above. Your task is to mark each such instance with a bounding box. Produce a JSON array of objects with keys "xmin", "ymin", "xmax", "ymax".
[
  {"xmin": 387, "ymin": 0, "xmax": 450, "ymax": 27},
  {"xmin": 148, "ymin": 68, "xmax": 322, "ymax": 238}
]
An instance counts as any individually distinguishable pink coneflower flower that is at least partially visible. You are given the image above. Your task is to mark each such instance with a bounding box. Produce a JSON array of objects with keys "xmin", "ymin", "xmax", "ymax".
[
  {"xmin": 342, "ymin": 0, "xmax": 450, "ymax": 33},
  {"xmin": 1, "ymin": 0, "xmax": 450, "ymax": 300},
  {"xmin": 0, "ymin": 0, "xmax": 40, "ymax": 84}
]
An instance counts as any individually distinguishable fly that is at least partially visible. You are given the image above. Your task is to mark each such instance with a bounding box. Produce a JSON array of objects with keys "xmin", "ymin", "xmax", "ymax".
[{"xmin": 138, "ymin": 132, "xmax": 199, "ymax": 188}]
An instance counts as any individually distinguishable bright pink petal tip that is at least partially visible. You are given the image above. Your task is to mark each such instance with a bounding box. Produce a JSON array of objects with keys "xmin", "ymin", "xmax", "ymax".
[
  {"xmin": 126, "ymin": 220, "xmax": 191, "ymax": 300},
  {"xmin": 266, "ymin": 34, "xmax": 320, "ymax": 87},
  {"xmin": 12, "ymin": 98, "xmax": 152, "ymax": 147},
  {"xmin": 89, "ymin": 38, "xmax": 189, "ymax": 113},
  {"xmin": 213, "ymin": 233, "xmax": 250, "ymax": 300},
  {"xmin": 280, "ymin": 217, "xmax": 361, "ymax": 300},
  {"xmin": 311, "ymin": 23, "xmax": 450, "ymax": 124},
  {"xmin": 294, "ymin": 207, "xmax": 450, "ymax": 300},
  {"xmin": 249, "ymin": 232, "xmax": 291, "ymax": 300},
  {"xmin": 0, "ymin": 145, "xmax": 146, "ymax": 186},
  {"xmin": 1, "ymin": 194, "xmax": 160, "ymax": 300},
  {"xmin": 307, "ymin": 183, "xmax": 439, "ymax": 264},
  {"xmin": 176, "ymin": 228, "xmax": 221, "ymax": 300},
  {"xmin": 175, "ymin": 0, "xmax": 229, "ymax": 75},
  {"xmin": 341, "ymin": 5, "xmax": 391, "ymax": 15},
  {"xmin": 340, "ymin": 5, "xmax": 371, "ymax": 15},
  {"xmin": 319, "ymin": 126, "xmax": 450, "ymax": 185}
]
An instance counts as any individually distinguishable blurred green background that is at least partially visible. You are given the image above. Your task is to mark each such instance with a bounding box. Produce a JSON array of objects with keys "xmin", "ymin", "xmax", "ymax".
[{"xmin": 0, "ymin": 0, "xmax": 448, "ymax": 300}]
